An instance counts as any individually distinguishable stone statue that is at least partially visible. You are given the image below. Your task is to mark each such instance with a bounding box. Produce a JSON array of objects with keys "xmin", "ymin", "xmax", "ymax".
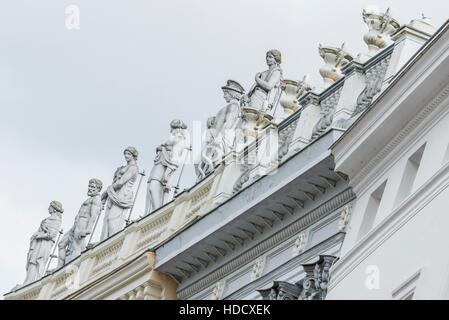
[
  {"xmin": 195, "ymin": 80, "xmax": 244, "ymax": 181},
  {"xmin": 216, "ymin": 80, "xmax": 245, "ymax": 151},
  {"xmin": 195, "ymin": 116, "xmax": 221, "ymax": 180},
  {"xmin": 24, "ymin": 201, "xmax": 63, "ymax": 285},
  {"xmin": 145, "ymin": 120, "xmax": 188, "ymax": 215},
  {"xmin": 100, "ymin": 147, "xmax": 139, "ymax": 241},
  {"xmin": 58, "ymin": 179, "xmax": 103, "ymax": 267},
  {"xmin": 242, "ymin": 49, "xmax": 283, "ymax": 113}
]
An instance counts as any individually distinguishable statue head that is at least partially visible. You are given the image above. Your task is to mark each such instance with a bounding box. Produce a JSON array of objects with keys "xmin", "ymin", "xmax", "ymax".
[
  {"xmin": 49, "ymin": 201, "xmax": 64, "ymax": 214},
  {"xmin": 170, "ymin": 119, "xmax": 187, "ymax": 130},
  {"xmin": 221, "ymin": 80, "xmax": 244, "ymax": 103},
  {"xmin": 266, "ymin": 49, "xmax": 282, "ymax": 66},
  {"xmin": 124, "ymin": 146, "xmax": 138, "ymax": 161},
  {"xmin": 88, "ymin": 178, "xmax": 103, "ymax": 196},
  {"xmin": 170, "ymin": 120, "xmax": 188, "ymax": 139}
]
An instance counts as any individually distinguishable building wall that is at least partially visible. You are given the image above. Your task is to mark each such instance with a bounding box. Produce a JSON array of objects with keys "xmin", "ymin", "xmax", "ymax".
[{"xmin": 327, "ymin": 29, "xmax": 449, "ymax": 299}]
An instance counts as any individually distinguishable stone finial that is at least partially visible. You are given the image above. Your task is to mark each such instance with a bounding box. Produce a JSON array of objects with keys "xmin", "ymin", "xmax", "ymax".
[
  {"xmin": 357, "ymin": 7, "xmax": 400, "ymax": 63},
  {"xmin": 279, "ymin": 76, "xmax": 313, "ymax": 117},
  {"xmin": 318, "ymin": 43, "xmax": 353, "ymax": 89}
]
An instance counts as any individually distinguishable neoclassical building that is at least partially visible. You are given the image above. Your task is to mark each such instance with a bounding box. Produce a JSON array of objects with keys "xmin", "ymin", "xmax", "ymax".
[{"xmin": 4, "ymin": 9, "xmax": 448, "ymax": 300}]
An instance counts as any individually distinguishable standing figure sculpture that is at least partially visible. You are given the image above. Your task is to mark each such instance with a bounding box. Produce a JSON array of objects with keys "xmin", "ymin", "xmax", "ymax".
[
  {"xmin": 195, "ymin": 116, "xmax": 222, "ymax": 180},
  {"xmin": 216, "ymin": 80, "xmax": 245, "ymax": 151},
  {"xmin": 239, "ymin": 50, "xmax": 283, "ymax": 145},
  {"xmin": 145, "ymin": 120, "xmax": 188, "ymax": 215},
  {"xmin": 24, "ymin": 201, "xmax": 63, "ymax": 285},
  {"xmin": 195, "ymin": 80, "xmax": 244, "ymax": 181},
  {"xmin": 58, "ymin": 179, "xmax": 103, "ymax": 267},
  {"xmin": 100, "ymin": 147, "xmax": 139, "ymax": 241},
  {"xmin": 242, "ymin": 49, "xmax": 283, "ymax": 113}
]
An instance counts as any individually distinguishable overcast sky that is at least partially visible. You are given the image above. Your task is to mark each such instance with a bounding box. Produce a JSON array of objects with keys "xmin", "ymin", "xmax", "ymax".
[{"xmin": 0, "ymin": 0, "xmax": 446, "ymax": 297}]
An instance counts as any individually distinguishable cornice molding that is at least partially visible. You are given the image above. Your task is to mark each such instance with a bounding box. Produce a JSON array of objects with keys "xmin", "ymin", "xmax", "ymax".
[
  {"xmin": 223, "ymin": 232, "xmax": 344, "ymax": 300},
  {"xmin": 177, "ymin": 188, "xmax": 354, "ymax": 299}
]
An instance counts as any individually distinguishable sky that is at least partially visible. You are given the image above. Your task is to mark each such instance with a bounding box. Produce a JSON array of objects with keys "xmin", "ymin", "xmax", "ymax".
[{"xmin": 0, "ymin": 0, "xmax": 446, "ymax": 297}]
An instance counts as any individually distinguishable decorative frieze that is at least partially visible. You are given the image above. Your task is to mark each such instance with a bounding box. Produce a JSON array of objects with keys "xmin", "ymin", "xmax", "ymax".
[
  {"xmin": 292, "ymin": 231, "xmax": 309, "ymax": 257},
  {"xmin": 353, "ymin": 54, "xmax": 391, "ymax": 117},
  {"xmin": 311, "ymin": 87, "xmax": 343, "ymax": 139},
  {"xmin": 278, "ymin": 118, "xmax": 300, "ymax": 162},
  {"xmin": 177, "ymin": 188, "xmax": 354, "ymax": 299},
  {"xmin": 250, "ymin": 256, "xmax": 266, "ymax": 281},
  {"xmin": 338, "ymin": 203, "xmax": 352, "ymax": 231},
  {"xmin": 211, "ymin": 280, "xmax": 226, "ymax": 300}
]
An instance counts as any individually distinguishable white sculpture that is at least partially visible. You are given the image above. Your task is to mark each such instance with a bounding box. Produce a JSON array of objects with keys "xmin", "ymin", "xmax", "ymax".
[
  {"xmin": 100, "ymin": 147, "xmax": 139, "ymax": 241},
  {"xmin": 279, "ymin": 76, "xmax": 313, "ymax": 119},
  {"xmin": 145, "ymin": 120, "xmax": 188, "ymax": 215},
  {"xmin": 58, "ymin": 179, "xmax": 103, "ymax": 267},
  {"xmin": 242, "ymin": 49, "xmax": 283, "ymax": 113},
  {"xmin": 195, "ymin": 116, "xmax": 222, "ymax": 181},
  {"xmin": 357, "ymin": 8, "xmax": 400, "ymax": 63},
  {"xmin": 318, "ymin": 43, "xmax": 353, "ymax": 89},
  {"xmin": 195, "ymin": 80, "xmax": 244, "ymax": 181},
  {"xmin": 24, "ymin": 201, "xmax": 63, "ymax": 285},
  {"xmin": 216, "ymin": 80, "xmax": 245, "ymax": 150},
  {"xmin": 240, "ymin": 50, "xmax": 282, "ymax": 144}
]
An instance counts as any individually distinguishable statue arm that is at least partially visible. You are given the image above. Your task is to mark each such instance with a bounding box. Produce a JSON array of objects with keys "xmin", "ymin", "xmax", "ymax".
[
  {"xmin": 243, "ymin": 83, "xmax": 257, "ymax": 101},
  {"xmin": 34, "ymin": 222, "xmax": 52, "ymax": 240},
  {"xmin": 163, "ymin": 135, "xmax": 177, "ymax": 148},
  {"xmin": 255, "ymin": 70, "xmax": 281, "ymax": 91},
  {"xmin": 37, "ymin": 226, "xmax": 58, "ymax": 241},
  {"xmin": 101, "ymin": 191, "xmax": 108, "ymax": 203},
  {"xmin": 223, "ymin": 104, "xmax": 240, "ymax": 129},
  {"xmin": 113, "ymin": 165, "xmax": 138, "ymax": 189},
  {"xmin": 85, "ymin": 198, "xmax": 102, "ymax": 236}
]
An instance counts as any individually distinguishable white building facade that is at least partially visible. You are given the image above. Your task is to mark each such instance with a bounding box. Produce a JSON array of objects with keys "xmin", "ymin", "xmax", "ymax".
[
  {"xmin": 327, "ymin": 19, "xmax": 449, "ymax": 300},
  {"xmin": 4, "ymin": 10, "xmax": 448, "ymax": 300}
]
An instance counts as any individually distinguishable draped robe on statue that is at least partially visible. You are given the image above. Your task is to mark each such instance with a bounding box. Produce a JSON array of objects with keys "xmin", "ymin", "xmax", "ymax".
[
  {"xmin": 247, "ymin": 65, "xmax": 282, "ymax": 111},
  {"xmin": 24, "ymin": 212, "xmax": 62, "ymax": 284},
  {"xmin": 100, "ymin": 164, "xmax": 138, "ymax": 240}
]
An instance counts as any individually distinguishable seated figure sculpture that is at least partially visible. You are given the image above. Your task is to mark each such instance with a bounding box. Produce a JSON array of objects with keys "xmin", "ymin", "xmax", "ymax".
[
  {"xmin": 100, "ymin": 147, "xmax": 139, "ymax": 241},
  {"xmin": 145, "ymin": 120, "xmax": 189, "ymax": 215},
  {"xmin": 195, "ymin": 80, "xmax": 245, "ymax": 181},
  {"xmin": 58, "ymin": 179, "xmax": 103, "ymax": 267},
  {"xmin": 24, "ymin": 201, "xmax": 63, "ymax": 285}
]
